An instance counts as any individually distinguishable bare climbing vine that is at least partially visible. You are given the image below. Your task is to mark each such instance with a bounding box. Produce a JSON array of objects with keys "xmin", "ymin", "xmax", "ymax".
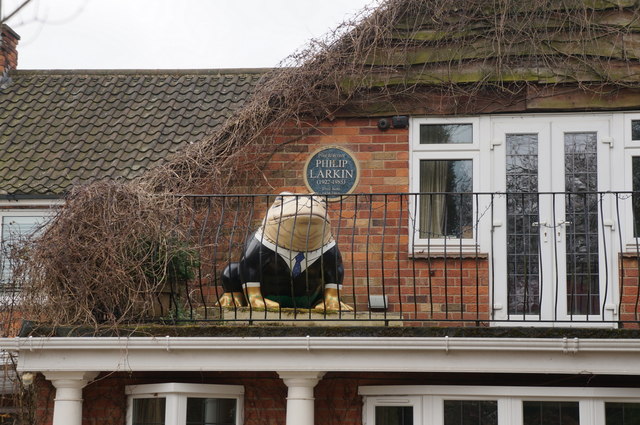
[
  {"xmin": 3, "ymin": 1, "xmax": 640, "ymax": 422},
  {"xmin": 6, "ymin": 0, "xmax": 640, "ymax": 328}
]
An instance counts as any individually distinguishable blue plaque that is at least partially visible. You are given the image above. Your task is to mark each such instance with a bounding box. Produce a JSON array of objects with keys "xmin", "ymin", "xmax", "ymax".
[{"xmin": 304, "ymin": 146, "xmax": 359, "ymax": 197}]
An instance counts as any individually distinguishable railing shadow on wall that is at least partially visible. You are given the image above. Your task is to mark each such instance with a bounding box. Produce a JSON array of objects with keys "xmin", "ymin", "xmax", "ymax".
[{"xmin": 157, "ymin": 192, "xmax": 640, "ymax": 327}]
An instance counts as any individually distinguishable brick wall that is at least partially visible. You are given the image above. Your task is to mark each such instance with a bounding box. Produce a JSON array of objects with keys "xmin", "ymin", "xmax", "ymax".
[
  {"xmin": 267, "ymin": 118, "xmax": 408, "ymax": 194},
  {"xmin": 620, "ymin": 254, "xmax": 640, "ymax": 328},
  {"xmin": 34, "ymin": 375, "xmax": 53, "ymax": 425},
  {"xmin": 32, "ymin": 371, "xmax": 343, "ymax": 425},
  {"xmin": 33, "ymin": 372, "xmax": 288, "ymax": 425},
  {"xmin": 34, "ymin": 370, "xmax": 640, "ymax": 425},
  {"xmin": 0, "ymin": 25, "xmax": 19, "ymax": 74},
  {"xmin": 32, "ymin": 371, "xmax": 487, "ymax": 425},
  {"xmin": 249, "ymin": 118, "xmax": 491, "ymax": 325},
  {"xmin": 174, "ymin": 116, "xmax": 640, "ymax": 325}
]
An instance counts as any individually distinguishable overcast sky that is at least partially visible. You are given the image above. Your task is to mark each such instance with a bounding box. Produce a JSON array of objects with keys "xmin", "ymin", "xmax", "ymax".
[{"xmin": 2, "ymin": 0, "xmax": 376, "ymax": 69}]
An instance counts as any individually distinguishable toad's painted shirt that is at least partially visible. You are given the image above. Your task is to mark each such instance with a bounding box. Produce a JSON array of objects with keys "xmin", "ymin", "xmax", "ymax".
[{"xmin": 253, "ymin": 227, "xmax": 336, "ymax": 276}]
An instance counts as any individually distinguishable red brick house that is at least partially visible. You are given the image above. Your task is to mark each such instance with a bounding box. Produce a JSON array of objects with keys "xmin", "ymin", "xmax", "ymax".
[{"xmin": 3, "ymin": 0, "xmax": 640, "ymax": 424}]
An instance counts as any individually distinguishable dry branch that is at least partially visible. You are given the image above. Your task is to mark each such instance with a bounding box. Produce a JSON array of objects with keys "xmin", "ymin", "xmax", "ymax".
[{"xmin": 6, "ymin": 0, "xmax": 640, "ymax": 331}]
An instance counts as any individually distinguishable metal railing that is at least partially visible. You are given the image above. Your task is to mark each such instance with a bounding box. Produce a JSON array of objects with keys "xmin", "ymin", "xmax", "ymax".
[{"xmin": 133, "ymin": 192, "xmax": 640, "ymax": 326}]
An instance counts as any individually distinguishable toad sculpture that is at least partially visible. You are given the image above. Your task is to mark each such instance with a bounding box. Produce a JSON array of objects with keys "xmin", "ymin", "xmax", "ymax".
[{"xmin": 219, "ymin": 193, "xmax": 352, "ymax": 311}]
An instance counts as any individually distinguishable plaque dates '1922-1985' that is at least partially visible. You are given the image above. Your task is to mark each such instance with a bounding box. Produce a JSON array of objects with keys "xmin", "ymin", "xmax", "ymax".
[{"xmin": 304, "ymin": 146, "xmax": 359, "ymax": 197}]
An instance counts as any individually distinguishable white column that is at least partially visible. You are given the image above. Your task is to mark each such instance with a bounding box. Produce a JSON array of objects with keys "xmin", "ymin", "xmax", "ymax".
[
  {"xmin": 278, "ymin": 371, "xmax": 325, "ymax": 425},
  {"xmin": 44, "ymin": 371, "xmax": 99, "ymax": 425}
]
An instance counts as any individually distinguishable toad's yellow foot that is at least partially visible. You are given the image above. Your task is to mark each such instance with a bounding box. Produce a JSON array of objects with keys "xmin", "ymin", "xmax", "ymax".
[
  {"xmin": 216, "ymin": 292, "xmax": 247, "ymax": 307},
  {"xmin": 314, "ymin": 287, "xmax": 353, "ymax": 312},
  {"xmin": 245, "ymin": 285, "xmax": 280, "ymax": 309}
]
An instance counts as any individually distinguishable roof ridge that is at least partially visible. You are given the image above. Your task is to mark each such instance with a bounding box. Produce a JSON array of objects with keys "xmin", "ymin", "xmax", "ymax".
[{"xmin": 9, "ymin": 68, "xmax": 273, "ymax": 76}]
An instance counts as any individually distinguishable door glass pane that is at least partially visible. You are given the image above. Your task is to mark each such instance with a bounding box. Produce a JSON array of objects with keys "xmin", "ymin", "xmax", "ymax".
[
  {"xmin": 523, "ymin": 401, "xmax": 580, "ymax": 425},
  {"xmin": 606, "ymin": 402, "xmax": 640, "ymax": 424},
  {"xmin": 419, "ymin": 159, "xmax": 473, "ymax": 239},
  {"xmin": 132, "ymin": 398, "xmax": 165, "ymax": 425},
  {"xmin": 632, "ymin": 120, "xmax": 640, "ymax": 140},
  {"xmin": 420, "ymin": 124, "xmax": 473, "ymax": 144},
  {"xmin": 505, "ymin": 134, "xmax": 540, "ymax": 315},
  {"xmin": 444, "ymin": 400, "xmax": 498, "ymax": 425},
  {"xmin": 564, "ymin": 132, "xmax": 600, "ymax": 315},
  {"xmin": 633, "ymin": 157, "xmax": 640, "ymax": 237},
  {"xmin": 375, "ymin": 406, "xmax": 413, "ymax": 425},
  {"xmin": 186, "ymin": 397, "xmax": 237, "ymax": 425}
]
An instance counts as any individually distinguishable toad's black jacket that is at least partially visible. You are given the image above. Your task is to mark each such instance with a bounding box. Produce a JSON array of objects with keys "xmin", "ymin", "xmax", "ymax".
[{"xmin": 222, "ymin": 231, "xmax": 344, "ymax": 308}]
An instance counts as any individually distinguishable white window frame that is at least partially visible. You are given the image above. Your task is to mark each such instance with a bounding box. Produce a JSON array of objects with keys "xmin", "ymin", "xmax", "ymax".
[
  {"xmin": 409, "ymin": 112, "xmax": 640, "ymax": 325},
  {"xmin": 364, "ymin": 395, "xmax": 422, "ymax": 425},
  {"xmin": 360, "ymin": 385, "xmax": 640, "ymax": 425},
  {"xmin": 410, "ymin": 117, "xmax": 480, "ymax": 152},
  {"xmin": 622, "ymin": 113, "xmax": 640, "ymax": 251},
  {"xmin": 622, "ymin": 151, "xmax": 640, "ymax": 250},
  {"xmin": 0, "ymin": 209, "xmax": 53, "ymax": 293},
  {"xmin": 0, "ymin": 209, "xmax": 53, "ymax": 235},
  {"xmin": 0, "ymin": 209, "xmax": 52, "ymax": 239},
  {"xmin": 125, "ymin": 382, "xmax": 244, "ymax": 425},
  {"xmin": 627, "ymin": 113, "xmax": 640, "ymax": 142},
  {"xmin": 410, "ymin": 117, "xmax": 481, "ymax": 255}
]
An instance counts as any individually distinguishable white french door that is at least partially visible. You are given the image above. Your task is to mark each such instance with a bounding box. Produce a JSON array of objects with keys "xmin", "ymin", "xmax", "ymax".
[{"xmin": 491, "ymin": 116, "xmax": 616, "ymax": 323}]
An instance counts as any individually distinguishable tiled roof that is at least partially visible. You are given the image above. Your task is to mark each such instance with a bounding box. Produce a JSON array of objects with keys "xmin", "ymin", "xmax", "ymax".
[{"xmin": 0, "ymin": 69, "xmax": 267, "ymax": 196}]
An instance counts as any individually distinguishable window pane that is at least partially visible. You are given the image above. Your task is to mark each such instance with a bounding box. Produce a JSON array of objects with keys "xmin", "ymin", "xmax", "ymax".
[
  {"xmin": 505, "ymin": 134, "xmax": 540, "ymax": 315},
  {"xmin": 132, "ymin": 398, "xmax": 165, "ymax": 425},
  {"xmin": 187, "ymin": 397, "xmax": 237, "ymax": 425},
  {"xmin": 633, "ymin": 157, "xmax": 640, "ymax": 237},
  {"xmin": 444, "ymin": 400, "xmax": 498, "ymax": 425},
  {"xmin": 564, "ymin": 132, "xmax": 600, "ymax": 315},
  {"xmin": 419, "ymin": 159, "xmax": 473, "ymax": 238},
  {"xmin": 1, "ymin": 215, "xmax": 48, "ymax": 286},
  {"xmin": 523, "ymin": 401, "xmax": 580, "ymax": 425},
  {"xmin": 420, "ymin": 124, "xmax": 473, "ymax": 144},
  {"xmin": 632, "ymin": 120, "xmax": 640, "ymax": 140},
  {"xmin": 375, "ymin": 406, "xmax": 413, "ymax": 425},
  {"xmin": 606, "ymin": 402, "xmax": 640, "ymax": 425}
]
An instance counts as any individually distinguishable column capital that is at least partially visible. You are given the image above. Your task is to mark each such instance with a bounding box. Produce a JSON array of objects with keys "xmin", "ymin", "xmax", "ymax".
[
  {"xmin": 278, "ymin": 371, "xmax": 325, "ymax": 388},
  {"xmin": 44, "ymin": 371, "xmax": 98, "ymax": 425},
  {"xmin": 278, "ymin": 372, "xmax": 325, "ymax": 425},
  {"xmin": 44, "ymin": 371, "xmax": 99, "ymax": 388}
]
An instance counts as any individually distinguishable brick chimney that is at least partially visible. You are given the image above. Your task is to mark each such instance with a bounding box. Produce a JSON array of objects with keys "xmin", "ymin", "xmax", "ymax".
[{"xmin": 0, "ymin": 24, "xmax": 20, "ymax": 75}]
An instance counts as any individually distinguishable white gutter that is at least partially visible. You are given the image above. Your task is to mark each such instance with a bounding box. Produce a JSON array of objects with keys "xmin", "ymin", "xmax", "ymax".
[
  {"xmin": 2, "ymin": 336, "xmax": 640, "ymax": 352},
  {"xmin": 2, "ymin": 336, "xmax": 640, "ymax": 375}
]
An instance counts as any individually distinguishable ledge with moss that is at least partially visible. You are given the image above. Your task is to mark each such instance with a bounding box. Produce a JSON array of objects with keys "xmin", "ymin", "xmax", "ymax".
[{"xmin": 18, "ymin": 321, "xmax": 640, "ymax": 339}]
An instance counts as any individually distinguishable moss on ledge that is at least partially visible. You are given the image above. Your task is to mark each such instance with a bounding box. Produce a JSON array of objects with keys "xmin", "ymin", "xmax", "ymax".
[{"xmin": 19, "ymin": 321, "xmax": 640, "ymax": 339}]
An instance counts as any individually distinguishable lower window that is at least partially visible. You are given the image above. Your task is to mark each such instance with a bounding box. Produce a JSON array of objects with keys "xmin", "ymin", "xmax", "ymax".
[
  {"xmin": 126, "ymin": 383, "xmax": 244, "ymax": 425},
  {"xmin": 444, "ymin": 400, "xmax": 497, "ymax": 425},
  {"xmin": 605, "ymin": 402, "xmax": 640, "ymax": 425},
  {"xmin": 376, "ymin": 406, "xmax": 414, "ymax": 425},
  {"xmin": 522, "ymin": 401, "xmax": 579, "ymax": 425},
  {"xmin": 360, "ymin": 386, "xmax": 640, "ymax": 425}
]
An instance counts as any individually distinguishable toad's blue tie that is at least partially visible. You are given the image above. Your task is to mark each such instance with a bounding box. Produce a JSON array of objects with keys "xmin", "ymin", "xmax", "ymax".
[{"xmin": 292, "ymin": 252, "xmax": 305, "ymax": 277}]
